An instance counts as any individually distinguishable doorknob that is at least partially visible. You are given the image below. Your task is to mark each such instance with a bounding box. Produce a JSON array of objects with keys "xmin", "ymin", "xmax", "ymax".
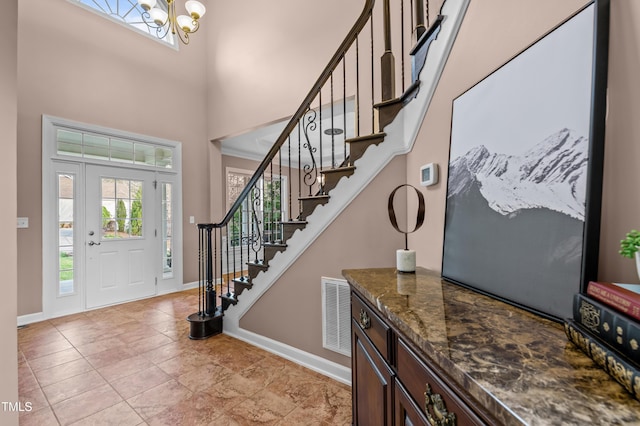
[{"xmin": 88, "ymin": 241, "xmax": 101, "ymax": 246}]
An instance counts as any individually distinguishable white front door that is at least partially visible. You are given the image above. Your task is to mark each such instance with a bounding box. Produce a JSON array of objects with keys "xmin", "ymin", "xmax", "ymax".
[{"xmin": 85, "ymin": 165, "xmax": 157, "ymax": 308}]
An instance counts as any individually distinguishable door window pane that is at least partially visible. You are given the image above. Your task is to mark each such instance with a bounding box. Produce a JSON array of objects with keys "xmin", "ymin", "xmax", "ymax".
[
  {"xmin": 58, "ymin": 174, "xmax": 75, "ymax": 296},
  {"xmin": 101, "ymin": 177, "xmax": 143, "ymax": 239}
]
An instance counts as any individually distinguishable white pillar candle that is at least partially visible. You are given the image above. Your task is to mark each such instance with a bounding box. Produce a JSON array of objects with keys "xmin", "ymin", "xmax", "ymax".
[{"xmin": 396, "ymin": 249, "xmax": 416, "ymax": 273}]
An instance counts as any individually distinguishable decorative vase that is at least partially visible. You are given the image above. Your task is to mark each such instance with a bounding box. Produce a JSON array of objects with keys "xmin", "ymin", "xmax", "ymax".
[{"xmin": 636, "ymin": 251, "xmax": 640, "ymax": 282}]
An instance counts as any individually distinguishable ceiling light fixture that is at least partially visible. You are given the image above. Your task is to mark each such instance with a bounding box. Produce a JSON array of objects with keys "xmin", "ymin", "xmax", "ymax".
[
  {"xmin": 324, "ymin": 128, "xmax": 344, "ymax": 136},
  {"xmin": 137, "ymin": 0, "xmax": 206, "ymax": 45}
]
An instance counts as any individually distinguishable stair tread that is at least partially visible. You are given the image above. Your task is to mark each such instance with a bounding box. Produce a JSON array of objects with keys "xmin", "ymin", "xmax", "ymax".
[
  {"xmin": 248, "ymin": 260, "xmax": 269, "ymax": 267},
  {"xmin": 264, "ymin": 242, "xmax": 287, "ymax": 248},
  {"xmin": 374, "ymin": 97, "xmax": 402, "ymax": 108},
  {"xmin": 281, "ymin": 220, "xmax": 308, "ymax": 225},
  {"xmin": 320, "ymin": 166, "xmax": 356, "ymax": 175},
  {"xmin": 299, "ymin": 194, "xmax": 330, "ymax": 201},
  {"xmin": 232, "ymin": 276, "xmax": 252, "ymax": 284},
  {"xmin": 346, "ymin": 133, "xmax": 386, "ymax": 144},
  {"xmin": 220, "ymin": 293, "xmax": 238, "ymax": 302}
]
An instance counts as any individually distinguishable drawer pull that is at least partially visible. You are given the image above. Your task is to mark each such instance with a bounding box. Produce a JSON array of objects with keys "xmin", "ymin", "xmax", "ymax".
[
  {"xmin": 425, "ymin": 384, "xmax": 456, "ymax": 426},
  {"xmin": 359, "ymin": 309, "xmax": 371, "ymax": 330}
]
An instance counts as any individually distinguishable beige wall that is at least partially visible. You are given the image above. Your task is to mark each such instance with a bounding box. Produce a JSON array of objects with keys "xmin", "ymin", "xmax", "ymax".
[
  {"xmin": 0, "ymin": 0, "xmax": 19, "ymax": 423},
  {"xmin": 407, "ymin": 0, "xmax": 640, "ymax": 286},
  {"xmin": 241, "ymin": 156, "xmax": 407, "ymax": 366},
  {"xmin": 206, "ymin": 0, "xmax": 363, "ymax": 140},
  {"xmin": 600, "ymin": 1, "xmax": 640, "ymax": 282},
  {"xmin": 17, "ymin": 0, "xmax": 210, "ymax": 315}
]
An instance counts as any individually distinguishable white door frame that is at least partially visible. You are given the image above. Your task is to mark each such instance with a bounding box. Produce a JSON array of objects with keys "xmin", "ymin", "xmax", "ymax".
[{"xmin": 41, "ymin": 115, "xmax": 183, "ymax": 319}]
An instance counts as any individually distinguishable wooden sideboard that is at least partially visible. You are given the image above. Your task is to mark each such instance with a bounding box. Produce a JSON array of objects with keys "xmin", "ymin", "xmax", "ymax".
[{"xmin": 344, "ymin": 267, "xmax": 640, "ymax": 425}]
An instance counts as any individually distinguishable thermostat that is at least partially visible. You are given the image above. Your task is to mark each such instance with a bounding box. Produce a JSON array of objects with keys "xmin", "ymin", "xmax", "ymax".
[{"xmin": 420, "ymin": 163, "xmax": 438, "ymax": 187}]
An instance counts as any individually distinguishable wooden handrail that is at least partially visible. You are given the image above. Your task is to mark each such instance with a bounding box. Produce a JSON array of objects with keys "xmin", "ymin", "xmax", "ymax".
[{"xmin": 211, "ymin": 0, "xmax": 376, "ymax": 228}]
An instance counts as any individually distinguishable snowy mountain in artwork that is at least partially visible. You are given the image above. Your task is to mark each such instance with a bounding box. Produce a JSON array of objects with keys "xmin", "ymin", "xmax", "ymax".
[{"xmin": 448, "ymin": 128, "xmax": 588, "ymax": 221}]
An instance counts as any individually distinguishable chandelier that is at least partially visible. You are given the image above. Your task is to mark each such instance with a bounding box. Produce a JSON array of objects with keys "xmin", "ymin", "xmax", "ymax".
[{"xmin": 137, "ymin": 0, "xmax": 206, "ymax": 45}]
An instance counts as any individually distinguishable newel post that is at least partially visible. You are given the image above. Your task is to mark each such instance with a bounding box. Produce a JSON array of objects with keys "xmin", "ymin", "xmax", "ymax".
[
  {"xmin": 381, "ymin": 0, "xmax": 395, "ymax": 101},
  {"xmin": 414, "ymin": 0, "xmax": 427, "ymax": 41}
]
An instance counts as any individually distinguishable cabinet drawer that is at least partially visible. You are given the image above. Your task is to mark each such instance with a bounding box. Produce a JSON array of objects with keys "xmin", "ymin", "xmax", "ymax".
[
  {"xmin": 351, "ymin": 292, "xmax": 391, "ymax": 361},
  {"xmin": 396, "ymin": 338, "xmax": 488, "ymax": 426}
]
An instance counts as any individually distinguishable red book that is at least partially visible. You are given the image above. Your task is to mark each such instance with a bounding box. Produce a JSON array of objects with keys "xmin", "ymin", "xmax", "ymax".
[{"xmin": 586, "ymin": 281, "xmax": 640, "ymax": 321}]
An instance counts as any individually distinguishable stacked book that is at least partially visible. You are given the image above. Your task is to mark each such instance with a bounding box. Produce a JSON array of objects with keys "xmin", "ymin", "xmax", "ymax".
[{"xmin": 564, "ymin": 281, "xmax": 640, "ymax": 401}]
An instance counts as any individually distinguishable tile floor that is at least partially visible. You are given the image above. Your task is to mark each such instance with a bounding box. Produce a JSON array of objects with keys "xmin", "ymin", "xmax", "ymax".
[{"xmin": 17, "ymin": 290, "xmax": 352, "ymax": 425}]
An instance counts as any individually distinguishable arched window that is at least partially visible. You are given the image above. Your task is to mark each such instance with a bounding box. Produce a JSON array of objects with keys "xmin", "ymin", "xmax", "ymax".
[{"xmin": 71, "ymin": 0, "xmax": 175, "ymax": 47}]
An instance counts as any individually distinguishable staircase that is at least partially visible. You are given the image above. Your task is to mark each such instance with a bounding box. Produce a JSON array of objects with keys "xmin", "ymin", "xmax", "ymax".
[{"xmin": 189, "ymin": 0, "xmax": 470, "ymax": 347}]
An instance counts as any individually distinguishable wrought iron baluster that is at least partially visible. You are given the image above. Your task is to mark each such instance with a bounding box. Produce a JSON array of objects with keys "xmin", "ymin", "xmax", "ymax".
[
  {"xmin": 343, "ymin": 58, "xmax": 348, "ymax": 162},
  {"xmin": 318, "ymin": 92, "xmax": 323, "ymax": 183},
  {"xmin": 370, "ymin": 16, "xmax": 375, "ymax": 133},
  {"xmin": 270, "ymin": 162, "xmax": 274, "ymax": 243},
  {"xmin": 401, "ymin": 0, "xmax": 406, "ymax": 93},
  {"xmin": 302, "ymin": 106, "xmax": 319, "ymax": 196},
  {"xmin": 297, "ymin": 122, "xmax": 302, "ymax": 218},
  {"xmin": 288, "ymin": 136, "xmax": 292, "ymax": 221},
  {"xmin": 330, "ymin": 72, "xmax": 335, "ymax": 168},
  {"xmin": 198, "ymin": 225, "xmax": 203, "ymax": 315},
  {"xmin": 204, "ymin": 226, "xmax": 214, "ymax": 316},
  {"xmin": 251, "ymin": 184, "xmax": 262, "ymax": 262}
]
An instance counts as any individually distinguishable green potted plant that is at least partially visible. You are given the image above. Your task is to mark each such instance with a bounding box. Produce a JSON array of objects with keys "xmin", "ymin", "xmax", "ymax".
[{"xmin": 619, "ymin": 229, "xmax": 640, "ymax": 281}]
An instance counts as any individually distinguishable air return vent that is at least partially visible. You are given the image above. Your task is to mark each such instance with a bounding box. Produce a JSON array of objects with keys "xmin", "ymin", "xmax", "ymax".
[{"xmin": 322, "ymin": 277, "xmax": 351, "ymax": 356}]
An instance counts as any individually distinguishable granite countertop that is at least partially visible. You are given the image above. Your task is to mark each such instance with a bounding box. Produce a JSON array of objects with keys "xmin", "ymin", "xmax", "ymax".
[{"xmin": 342, "ymin": 267, "xmax": 640, "ymax": 426}]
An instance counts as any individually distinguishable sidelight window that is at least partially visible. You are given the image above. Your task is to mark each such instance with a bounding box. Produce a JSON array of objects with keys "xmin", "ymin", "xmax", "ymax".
[{"xmin": 58, "ymin": 174, "xmax": 76, "ymax": 296}]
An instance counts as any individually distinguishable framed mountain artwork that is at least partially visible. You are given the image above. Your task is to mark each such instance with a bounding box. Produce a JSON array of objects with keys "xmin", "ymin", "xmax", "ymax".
[{"xmin": 441, "ymin": 0, "xmax": 609, "ymax": 321}]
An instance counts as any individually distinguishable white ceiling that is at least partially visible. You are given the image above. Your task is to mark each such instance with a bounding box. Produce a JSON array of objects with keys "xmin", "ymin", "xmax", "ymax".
[{"xmin": 219, "ymin": 99, "xmax": 356, "ymax": 168}]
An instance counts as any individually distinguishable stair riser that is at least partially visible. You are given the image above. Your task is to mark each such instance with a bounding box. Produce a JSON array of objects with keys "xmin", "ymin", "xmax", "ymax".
[
  {"xmin": 220, "ymin": 295, "xmax": 237, "ymax": 311},
  {"xmin": 321, "ymin": 169, "xmax": 355, "ymax": 193},
  {"xmin": 248, "ymin": 263, "xmax": 268, "ymax": 280},
  {"xmin": 299, "ymin": 198, "xmax": 329, "ymax": 221},
  {"xmin": 376, "ymin": 102, "xmax": 403, "ymax": 131},
  {"xmin": 282, "ymin": 223, "xmax": 307, "ymax": 241},
  {"xmin": 232, "ymin": 279, "xmax": 253, "ymax": 297},
  {"xmin": 264, "ymin": 246, "xmax": 286, "ymax": 265},
  {"xmin": 347, "ymin": 136, "xmax": 385, "ymax": 164}
]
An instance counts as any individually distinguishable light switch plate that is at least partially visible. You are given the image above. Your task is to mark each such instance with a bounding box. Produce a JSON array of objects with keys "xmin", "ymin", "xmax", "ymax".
[{"xmin": 17, "ymin": 217, "xmax": 29, "ymax": 228}]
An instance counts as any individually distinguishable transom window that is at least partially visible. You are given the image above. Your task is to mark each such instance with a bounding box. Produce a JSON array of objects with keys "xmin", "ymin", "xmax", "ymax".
[
  {"xmin": 56, "ymin": 128, "xmax": 174, "ymax": 169},
  {"xmin": 70, "ymin": 0, "xmax": 175, "ymax": 47}
]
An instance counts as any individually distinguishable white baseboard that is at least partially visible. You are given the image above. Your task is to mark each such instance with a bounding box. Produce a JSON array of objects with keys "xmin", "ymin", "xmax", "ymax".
[
  {"xmin": 181, "ymin": 281, "xmax": 199, "ymax": 290},
  {"xmin": 20, "ymin": 281, "xmax": 201, "ymax": 325},
  {"xmin": 17, "ymin": 312, "xmax": 46, "ymax": 327},
  {"xmin": 224, "ymin": 326, "xmax": 352, "ymax": 386}
]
